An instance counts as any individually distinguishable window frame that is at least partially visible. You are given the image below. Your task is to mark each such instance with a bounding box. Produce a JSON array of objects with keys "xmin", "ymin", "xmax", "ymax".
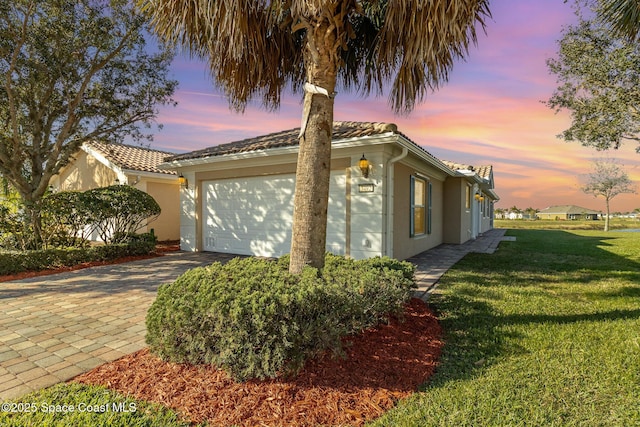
[{"xmin": 410, "ymin": 175, "xmax": 430, "ymax": 237}]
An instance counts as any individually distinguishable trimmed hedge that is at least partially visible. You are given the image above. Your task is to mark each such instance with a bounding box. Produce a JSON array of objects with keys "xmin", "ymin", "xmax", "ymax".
[
  {"xmin": 146, "ymin": 254, "xmax": 415, "ymax": 381},
  {"xmin": 0, "ymin": 233, "xmax": 156, "ymax": 276}
]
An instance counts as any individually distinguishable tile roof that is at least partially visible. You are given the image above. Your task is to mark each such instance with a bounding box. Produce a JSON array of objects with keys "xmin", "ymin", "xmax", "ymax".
[
  {"xmin": 84, "ymin": 141, "xmax": 177, "ymax": 175},
  {"xmin": 538, "ymin": 205, "xmax": 600, "ymax": 214},
  {"xmin": 442, "ymin": 161, "xmax": 493, "ymax": 180},
  {"xmin": 166, "ymin": 121, "xmax": 404, "ymax": 162}
]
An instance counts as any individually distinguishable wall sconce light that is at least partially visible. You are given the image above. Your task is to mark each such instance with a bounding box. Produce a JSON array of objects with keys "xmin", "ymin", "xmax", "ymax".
[
  {"xmin": 114, "ymin": 178, "xmax": 120, "ymax": 185},
  {"xmin": 359, "ymin": 154, "xmax": 370, "ymax": 178},
  {"xmin": 178, "ymin": 173, "xmax": 188, "ymax": 189},
  {"xmin": 474, "ymin": 192, "xmax": 484, "ymax": 202}
]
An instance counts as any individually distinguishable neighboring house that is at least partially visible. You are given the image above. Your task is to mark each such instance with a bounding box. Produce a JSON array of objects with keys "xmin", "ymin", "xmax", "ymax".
[
  {"xmin": 507, "ymin": 211, "xmax": 524, "ymax": 220},
  {"xmin": 537, "ymin": 205, "xmax": 600, "ymax": 220},
  {"xmin": 50, "ymin": 141, "xmax": 180, "ymax": 241},
  {"xmin": 160, "ymin": 121, "xmax": 499, "ymax": 260}
]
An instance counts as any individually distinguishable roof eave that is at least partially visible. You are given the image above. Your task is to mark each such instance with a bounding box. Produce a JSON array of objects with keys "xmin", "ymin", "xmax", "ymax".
[{"xmin": 159, "ymin": 132, "xmax": 402, "ymax": 170}]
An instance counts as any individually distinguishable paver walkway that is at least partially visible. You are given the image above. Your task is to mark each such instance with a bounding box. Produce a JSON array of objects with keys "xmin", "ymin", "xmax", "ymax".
[
  {"xmin": 410, "ymin": 228, "xmax": 507, "ymax": 300},
  {"xmin": 0, "ymin": 229, "xmax": 509, "ymax": 401},
  {"xmin": 0, "ymin": 251, "xmax": 236, "ymax": 400}
]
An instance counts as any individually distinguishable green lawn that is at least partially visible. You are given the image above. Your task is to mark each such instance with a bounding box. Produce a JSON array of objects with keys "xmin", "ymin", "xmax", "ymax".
[
  {"xmin": 495, "ymin": 218, "xmax": 640, "ymax": 230},
  {"xmin": 369, "ymin": 229, "xmax": 640, "ymax": 427}
]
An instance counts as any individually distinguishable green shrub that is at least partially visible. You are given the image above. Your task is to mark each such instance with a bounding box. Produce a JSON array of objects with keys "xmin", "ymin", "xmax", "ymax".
[
  {"xmin": 41, "ymin": 190, "xmax": 95, "ymax": 247},
  {"xmin": 85, "ymin": 185, "xmax": 161, "ymax": 244},
  {"xmin": 0, "ymin": 233, "xmax": 156, "ymax": 275},
  {"xmin": 146, "ymin": 254, "xmax": 415, "ymax": 381}
]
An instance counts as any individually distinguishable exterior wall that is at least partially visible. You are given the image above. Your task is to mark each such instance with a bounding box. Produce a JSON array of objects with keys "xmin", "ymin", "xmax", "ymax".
[
  {"xmin": 175, "ymin": 139, "xmax": 497, "ymax": 260},
  {"xmin": 347, "ymin": 146, "xmax": 387, "ymax": 260},
  {"xmin": 179, "ymin": 170, "xmax": 198, "ymax": 251},
  {"xmin": 142, "ymin": 180, "xmax": 180, "ymax": 241},
  {"xmin": 443, "ymin": 177, "xmax": 471, "ymax": 244},
  {"xmin": 479, "ymin": 196, "xmax": 493, "ymax": 234},
  {"xmin": 54, "ymin": 151, "xmax": 116, "ymax": 190},
  {"xmin": 392, "ymin": 161, "xmax": 444, "ymax": 260}
]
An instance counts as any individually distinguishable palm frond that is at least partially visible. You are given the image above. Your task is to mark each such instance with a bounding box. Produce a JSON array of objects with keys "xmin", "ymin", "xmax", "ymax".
[
  {"xmin": 137, "ymin": 0, "xmax": 490, "ymax": 113},
  {"xmin": 600, "ymin": 0, "xmax": 640, "ymax": 40}
]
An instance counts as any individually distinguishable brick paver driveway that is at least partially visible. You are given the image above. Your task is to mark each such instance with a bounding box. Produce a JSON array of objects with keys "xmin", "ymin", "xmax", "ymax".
[{"xmin": 0, "ymin": 251, "xmax": 232, "ymax": 400}]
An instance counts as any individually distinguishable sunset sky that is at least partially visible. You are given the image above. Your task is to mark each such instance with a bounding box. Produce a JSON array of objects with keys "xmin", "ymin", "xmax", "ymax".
[{"xmin": 147, "ymin": 0, "xmax": 640, "ymax": 213}]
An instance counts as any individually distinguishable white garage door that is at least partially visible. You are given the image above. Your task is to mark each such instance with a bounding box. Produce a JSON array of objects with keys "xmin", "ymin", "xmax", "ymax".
[{"xmin": 202, "ymin": 172, "xmax": 346, "ymax": 257}]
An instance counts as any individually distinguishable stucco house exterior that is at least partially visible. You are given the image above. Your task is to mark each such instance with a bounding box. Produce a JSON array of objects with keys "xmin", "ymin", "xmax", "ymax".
[
  {"xmin": 50, "ymin": 141, "xmax": 180, "ymax": 241},
  {"xmin": 537, "ymin": 205, "xmax": 600, "ymax": 220},
  {"xmin": 160, "ymin": 121, "xmax": 499, "ymax": 260}
]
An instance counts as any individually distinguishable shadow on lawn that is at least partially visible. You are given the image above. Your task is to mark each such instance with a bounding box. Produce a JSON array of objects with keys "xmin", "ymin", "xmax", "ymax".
[{"xmin": 423, "ymin": 229, "xmax": 640, "ymax": 387}]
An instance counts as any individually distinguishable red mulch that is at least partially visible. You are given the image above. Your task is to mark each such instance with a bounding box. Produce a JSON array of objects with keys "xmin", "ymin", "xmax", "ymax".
[
  {"xmin": 0, "ymin": 241, "xmax": 180, "ymax": 283},
  {"xmin": 73, "ymin": 298, "xmax": 443, "ymax": 427}
]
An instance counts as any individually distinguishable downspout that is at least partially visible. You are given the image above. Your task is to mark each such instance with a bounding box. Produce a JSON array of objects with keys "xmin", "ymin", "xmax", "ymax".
[{"xmin": 385, "ymin": 146, "xmax": 409, "ymax": 258}]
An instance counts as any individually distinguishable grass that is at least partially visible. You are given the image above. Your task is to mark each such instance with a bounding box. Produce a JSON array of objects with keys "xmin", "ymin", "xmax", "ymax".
[
  {"xmin": 495, "ymin": 218, "xmax": 640, "ymax": 230},
  {"xmin": 0, "ymin": 383, "xmax": 193, "ymax": 426},
  {"xmin": 369, "ymin": 228, "xmax": 640, "ymax": 427}
]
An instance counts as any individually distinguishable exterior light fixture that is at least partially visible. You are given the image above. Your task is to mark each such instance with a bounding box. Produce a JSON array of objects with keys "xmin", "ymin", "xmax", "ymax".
[
  {"xmin": 178, "ymin": 173, "xmax": 188, "ymax": 189},
  {"xmin": 359, "ymin": 154, "xmax": 370, "ymax": 178},
  {"xmin": 474, "ymin": 192, "xmax": 481, "ymax": 201},
  {"xmin": 114, "ymin": 178, "xmax": 120, "ymax": 185}
]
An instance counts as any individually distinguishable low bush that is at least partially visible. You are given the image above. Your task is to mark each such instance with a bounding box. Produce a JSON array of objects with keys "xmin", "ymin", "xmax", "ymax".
[
  {"xmin": 146, "ymin": 254, "xmax": 415, "ymax": 381},
  {"xmin": 0, "ymin": 233, "xmax": 156, "ymax": 275}
]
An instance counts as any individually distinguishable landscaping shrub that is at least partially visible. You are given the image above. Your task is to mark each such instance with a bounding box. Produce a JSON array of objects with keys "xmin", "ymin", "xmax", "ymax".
[
  {"xmin": 85, "ymin": 185, "xmax": 161, "ymax": 243},
  {"xmin": 0, "ymin": 233, "xmax": 156, "ymax": 275},
  {"xmin": 41, "ymin": 190, "xmax": 95, "ymax": 247},
  {"xmin": 146, "ymin": 254, "xmax": 415, "ymax": 381}
]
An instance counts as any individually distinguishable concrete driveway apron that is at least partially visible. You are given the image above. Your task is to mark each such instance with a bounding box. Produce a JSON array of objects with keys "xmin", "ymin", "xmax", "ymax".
[{"xmin": 0, "ymin": 251, "xmax": 233, "ymax": 401}]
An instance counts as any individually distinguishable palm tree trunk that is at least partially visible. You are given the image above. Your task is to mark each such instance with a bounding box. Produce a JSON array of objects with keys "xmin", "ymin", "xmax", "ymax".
[{"xmin": 289, "ymin": 21, "xmax": 338, "ymax": 274}]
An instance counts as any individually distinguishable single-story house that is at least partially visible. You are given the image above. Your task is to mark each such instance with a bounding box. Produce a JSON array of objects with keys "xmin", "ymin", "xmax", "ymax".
[
  {"xmin": 50, "ymin": 141, "xmax": 180, "ymax": 241},
  {"xmin": 537, "ymin": 205, "xmax": 600, "ymax": 220},
  {"xmin": 160, "ymin": 121, "xmax": 498, "ymax": 261}
]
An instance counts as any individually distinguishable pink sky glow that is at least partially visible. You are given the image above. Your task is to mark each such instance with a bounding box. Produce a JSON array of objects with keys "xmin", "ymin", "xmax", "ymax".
[{"xmin": 147, "ymin": 0, "xmax": 640, "ymax": 213}]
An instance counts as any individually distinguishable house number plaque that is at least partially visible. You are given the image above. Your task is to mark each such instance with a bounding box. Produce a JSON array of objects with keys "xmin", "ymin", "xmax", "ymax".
[{"xmin": 358, "ymin": 183, "xmax": 375, "ymax": 193}]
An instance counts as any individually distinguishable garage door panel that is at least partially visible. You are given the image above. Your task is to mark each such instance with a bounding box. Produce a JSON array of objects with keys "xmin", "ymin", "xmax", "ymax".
[{"xmin": 203, "ymin": 173, "xmax": 345, "ymax": 257}]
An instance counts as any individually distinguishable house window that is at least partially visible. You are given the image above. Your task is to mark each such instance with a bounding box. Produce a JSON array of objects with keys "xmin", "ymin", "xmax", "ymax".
[{"xmin": 411, "ymin": 176, "xmax": 430, "ymax": 236}]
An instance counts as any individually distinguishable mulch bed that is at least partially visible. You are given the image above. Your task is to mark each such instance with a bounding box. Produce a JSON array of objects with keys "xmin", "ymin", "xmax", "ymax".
[
  {"xmin": 73, "ymin": 298, "xmax": 443, "ymax": 427},
  {"xmin": 0, "ymin": 241, "xmax": 180, "ymax": 283}
]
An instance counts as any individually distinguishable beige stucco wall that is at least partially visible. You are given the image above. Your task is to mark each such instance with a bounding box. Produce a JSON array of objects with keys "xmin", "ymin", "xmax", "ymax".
[
  {"xmin": 392, "ymin": 162, "xmax": 444, "ymax": 260},
  {"xmin": 443, "ymin": 177, "xmax": 470, "ymax": 244},
  {"xmin": 54, "ymin": 151, "xmax": 117, "ymax": 190},
  {"xmin": 138, "ymin": 180, "xmax": 180, "ymax": 241}
]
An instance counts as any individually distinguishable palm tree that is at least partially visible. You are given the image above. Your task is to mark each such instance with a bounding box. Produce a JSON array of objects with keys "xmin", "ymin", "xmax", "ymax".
[
  {"xmin": 137, "ymin": 0, "xmax": 490, "ymax": 273},
  {"xmin": 599, "ymin": 0, "xmax": 640, "ymax": 40}
]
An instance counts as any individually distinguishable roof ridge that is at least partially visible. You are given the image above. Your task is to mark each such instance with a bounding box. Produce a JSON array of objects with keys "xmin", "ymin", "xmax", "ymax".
[{"xmin": 86, "ymin": 140, "xmax": 176, "ymax": 155}]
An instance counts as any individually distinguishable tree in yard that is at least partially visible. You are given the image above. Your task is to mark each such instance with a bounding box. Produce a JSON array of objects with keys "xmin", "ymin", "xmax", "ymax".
[
  {"xmin": 582, "ymin": 158, "xmax": 636, "ymax": 231},
  {"xmin": 137, "ymin": 0, "xmax": 491, "ymax": 273},
  {"xmin": 524, "ymin": 207, "xmax": 539, "ymax": 220},
  {"xmin": 546, "ymin": 7, "xmax": 640, "ymax": 153},
  {"xmin": 0, "ymin": 0, "xmax": 177, "ymax": 248}
]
